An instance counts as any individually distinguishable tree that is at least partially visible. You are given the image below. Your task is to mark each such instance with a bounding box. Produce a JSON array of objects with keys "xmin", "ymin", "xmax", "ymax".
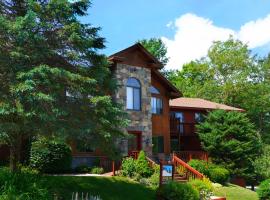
[
  {"xmin": 0, "ymin": 0, "xmax": 128, "ymax": 171},
  {"xmin": 138, "ymin": 38, "xmax": 169, "ymax": 66},
  {"xmin": 197, "ymin": 110, "xmax": 262, "ymax": 182},
  {"xmin": 253, "ymin": 145, "xmax": 270, "ymax": 180},
  {"xmin": 167, "ymin": 37, "xmax": 270, "ymax": 143}
]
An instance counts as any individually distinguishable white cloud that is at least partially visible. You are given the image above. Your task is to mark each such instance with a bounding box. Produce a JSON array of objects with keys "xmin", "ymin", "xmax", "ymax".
[{"xmin": 163, "ymin": 13, "xmax": 270, "ymax": 70}]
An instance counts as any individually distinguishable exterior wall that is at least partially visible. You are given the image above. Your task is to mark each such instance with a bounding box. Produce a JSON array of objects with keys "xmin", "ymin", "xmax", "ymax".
[
  {"xmin": 114, "ymin": 63, "xmax": 152, "ymax": 155},
  {"xmin": 151, "ymin": 75, "xmax": 171, "ymax": 155}
]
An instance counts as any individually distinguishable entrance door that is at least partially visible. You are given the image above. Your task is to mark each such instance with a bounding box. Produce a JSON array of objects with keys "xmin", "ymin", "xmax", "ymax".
[{"xmin": 128, "ymin": 131, "xmax": 142, "ymax": 157}]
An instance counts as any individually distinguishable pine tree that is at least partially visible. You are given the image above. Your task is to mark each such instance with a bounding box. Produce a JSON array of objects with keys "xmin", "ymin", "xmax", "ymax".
[{"xmin": 0, "ymin": 0, "xmax": 128, "ymax": 171}]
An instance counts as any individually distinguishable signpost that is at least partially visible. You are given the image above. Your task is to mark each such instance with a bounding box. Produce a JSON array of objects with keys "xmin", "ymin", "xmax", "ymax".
[{"xmin": 159, "ymin": 162, "xmax": 174, "ymax": 186}]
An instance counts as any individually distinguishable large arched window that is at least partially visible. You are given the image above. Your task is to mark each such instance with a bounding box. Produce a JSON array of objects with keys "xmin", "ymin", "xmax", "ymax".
[
  {"xmin": 126, "ymin": 78, "xmax": 141, "ymax": 110},
  {"xmin": 150, "ymin": 86, "xmax": 163, "ymax": 114}
]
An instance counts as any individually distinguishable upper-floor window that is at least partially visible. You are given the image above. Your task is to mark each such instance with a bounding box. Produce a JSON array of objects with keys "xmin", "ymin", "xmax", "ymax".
[
  {"xmin": 195, "ymin": 112, "xmax": 204, "ymax": 123},
  {"xmin": 126, "ymin": 78, "xmax": 141, "ymax": 110},
  {"xmin": 150, "ymin": 86, "xmax": 163, "ymax": 114}
]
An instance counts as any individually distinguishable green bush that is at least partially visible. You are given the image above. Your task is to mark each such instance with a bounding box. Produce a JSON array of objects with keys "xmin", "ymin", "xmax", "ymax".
[
  {"xmin": 208, "ymin": 166, "xmax": 230, "ymax": 185},
  {"xmin": 121, "ymin": 157, "xmax": 137, "ymax": 177},
  {"xmin": 30, "ymin": 138, "xmax": 72, "ymax": 173},
  {"xmin": 149, "ymin": 165, "xmax": 160, "ymax": 188},
  {"xmin": 121, "ymin": 151, "xmax": 154, "ymax": 178},
  {"xmin": 189, "ymin": 178, "xmax": 213, "ymax": 200},
  {"xmin": 188, "ymin": 159, "xmax": 209, "ymax": 176},
  {"xmin": 91, "ymin": 167, "xmax": 104, "ymax": 174},
  {"xmin": 188, "ymin": 159, "xmax": 230, "ymax": 184},
  {"xmin": 0, "ymin": 167, "xmax": 50, "ymax": 200},
  {"xmin": 136, "ymin": 151, "xmax": 153, "ymax": 177},
  {"xmin": 257, "ymin": 179, "xmax": 270, "ymax": 200},
  {"xmin": 74, "ymin": 164, "xmax": 92, "ymax": 173},
  {"xmin": 157, "ymin": 181, "xmax": 199, "ymax": 200}
]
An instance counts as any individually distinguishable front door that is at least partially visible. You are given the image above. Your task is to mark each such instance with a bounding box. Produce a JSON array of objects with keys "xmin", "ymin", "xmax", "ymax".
[{"xmin": 128, "ymin": 131, "xmax": 142, "ymax": 156}]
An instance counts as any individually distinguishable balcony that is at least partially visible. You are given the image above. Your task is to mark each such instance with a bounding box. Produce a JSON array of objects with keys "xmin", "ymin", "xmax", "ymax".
[{"xmin": 170, "ymin": 117, "xmax": 197, "ymax": 137}]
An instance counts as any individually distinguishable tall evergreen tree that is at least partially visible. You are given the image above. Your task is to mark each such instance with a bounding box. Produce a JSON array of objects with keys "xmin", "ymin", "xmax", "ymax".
[{"xmin": 0, "ymin": 0, "xmax": 128, "ymax": 171}]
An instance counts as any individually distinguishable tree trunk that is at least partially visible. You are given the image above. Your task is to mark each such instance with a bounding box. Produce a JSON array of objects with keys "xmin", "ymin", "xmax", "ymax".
[{"xmin": 10, "ymin": 146, "xmax": 18, "ymax": 172}]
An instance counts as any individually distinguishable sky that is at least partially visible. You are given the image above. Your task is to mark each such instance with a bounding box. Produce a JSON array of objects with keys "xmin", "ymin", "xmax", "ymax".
[{"xmin": 82, "ymin": 0, "xmax": 270, "ymax": 70}]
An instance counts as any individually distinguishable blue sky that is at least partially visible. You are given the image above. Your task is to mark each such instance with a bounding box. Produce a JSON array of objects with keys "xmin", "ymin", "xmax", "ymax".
[{"xmin": 82, "ymin": 0, "xmax": 270, "ymax": 69}]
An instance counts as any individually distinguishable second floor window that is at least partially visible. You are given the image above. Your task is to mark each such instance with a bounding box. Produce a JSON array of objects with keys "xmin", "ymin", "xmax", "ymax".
[
  {"xmin": 150, "ymin": 86, "xmax": 163, "ymax": 114},
  {"xmin": 126, "ymin": 78, "xmax": 141, "ymax": 110}
]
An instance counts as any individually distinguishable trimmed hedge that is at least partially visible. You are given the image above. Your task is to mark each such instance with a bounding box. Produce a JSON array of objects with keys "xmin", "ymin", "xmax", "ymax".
[
  {"xmin": 257, "ymin": 179, "xmax": 270, "ymax": 200},
  {"xmin": 30, "ymin": 138, "xmax": 72, "ymax": 173}
]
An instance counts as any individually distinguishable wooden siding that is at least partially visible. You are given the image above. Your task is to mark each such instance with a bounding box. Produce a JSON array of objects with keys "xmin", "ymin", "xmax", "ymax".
[{"xmin": 151, "ymin": 72, "xmax": 171, "ymax": 154}]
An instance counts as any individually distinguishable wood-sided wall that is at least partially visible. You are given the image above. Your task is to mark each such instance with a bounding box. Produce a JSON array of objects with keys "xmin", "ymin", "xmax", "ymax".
[{"xmin": 151, "ymin": 72, "xmax": 171, "ymax": 154}]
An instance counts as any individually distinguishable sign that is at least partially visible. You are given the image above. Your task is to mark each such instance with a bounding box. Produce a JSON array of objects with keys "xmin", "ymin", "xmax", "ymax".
[{"xmin": 160, "ymin": 163, "xmax": 174, "ymax": 186}]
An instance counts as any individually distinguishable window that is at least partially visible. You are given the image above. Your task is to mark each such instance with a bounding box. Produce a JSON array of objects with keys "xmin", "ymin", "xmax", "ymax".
[
  {"xmin": 76, "ymin": 140, "xmax": 95, "ymax": 153},
  {"xmin": 152, "ymin": 136, "xmax": 164, "ymax": 154},
  {"xmin": 126, "ymin": 78, "xmax": 141, "ymax": 110},
  {"xmin": 150, "ymin": 86, "xmax": 163, "ymax": 114},
  {"xmin": 195, "ymin": 112, "xmax": 204, "ymax": 123},
  {"xmin": 171, "ymin": 112, "xmax": 184, "ymax": 134},
  {"xmin": 151, "ymin": 97, "xmax": 163, "ymax": 114}
]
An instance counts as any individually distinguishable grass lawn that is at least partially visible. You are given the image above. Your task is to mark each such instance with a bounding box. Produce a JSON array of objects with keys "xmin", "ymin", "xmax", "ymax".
[
  {"xmin": 214, "ymin": 184, "xmax": 258, "ymax": 200},
  {"xmin": 43, "ymin": 176, "xmax": 156, "ymax": 200}
]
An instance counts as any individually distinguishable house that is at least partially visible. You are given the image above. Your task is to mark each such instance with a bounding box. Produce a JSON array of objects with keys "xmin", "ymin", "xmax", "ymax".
[{"xmin": 71, "ymin": 44, "xmax": 244, "ymax": 167}]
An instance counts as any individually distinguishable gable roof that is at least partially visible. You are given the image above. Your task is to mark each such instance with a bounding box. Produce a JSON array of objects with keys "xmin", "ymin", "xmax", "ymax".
[
  {"xmin": 170, "ymin": 98, "xmax": 244, "ymax": 112},
  {"xmin": 108, "ymin": 43, "xmax": 163, "ymax": 69}
]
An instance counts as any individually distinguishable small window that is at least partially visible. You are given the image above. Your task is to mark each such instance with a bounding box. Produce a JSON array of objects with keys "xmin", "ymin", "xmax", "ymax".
[
  {"xmin": 152, "ymin": 136, "xmax": 164, "ymax": 154},
  {"xmin": 150, "ymin": 86, "xmax": 160, "ymax": 94},
  {"xmin": 151, "ymin": 97, "xmax": 163, "ymax": 114},
  {"xmin": 126, "ymin": 78, "xmax": 141, "ymax": 110},
  {"xmin": 195, "ymin": 113, "xmax": 204, "ymax": 123}
]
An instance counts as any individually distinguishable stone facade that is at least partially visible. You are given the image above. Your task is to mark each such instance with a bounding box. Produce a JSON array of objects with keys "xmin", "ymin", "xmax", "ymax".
[{"xmin": 113, "ymin": 63, "xmax": 152, "ymax": 155}]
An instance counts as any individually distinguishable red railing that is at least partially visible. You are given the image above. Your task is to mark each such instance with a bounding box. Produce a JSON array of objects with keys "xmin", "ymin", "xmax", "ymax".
[
  {"xmin": 173, "ymin": 151, "xmax": 208, "ymax": 162},
  {"xmin": 172, "ymin": 154, "xmax": 204, "ymax": 180}
]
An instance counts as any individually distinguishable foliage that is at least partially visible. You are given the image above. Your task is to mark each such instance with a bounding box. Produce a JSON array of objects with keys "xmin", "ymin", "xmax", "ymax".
[
  {"xmin": 30, "ymin": 137, "xmax": 72, "ymax": 173},
  {"xmin": 121, "ymin": 151, "xmax": 153, "ymax": 178},
  {"xmin": 166, "ymin": 37, "xmax": 270, "ymax": 144},
  {"xmin": 121, "ymin": 157, "xmax": 137, "ymax": 177},
  {"xmin": 208, "ymin": 166, "xmax": 230, "ymax": 185},
  {"xmin": 91, "ymin": 167, "xmax": 104, "ymax": 174},
  {"xmin": 253, "ymin": 145, "xmax": 270, "ymax": 179},
  {"xmin": 0, "ymin": 0, "xmax": 128, "ymax": 171},
  {"xmin": 189, "ymin": 178, "xmax": 213, "ymax": 200},
  {"xmin": 157, "ymin": 181, "xmax": 199, "ymax": 200},
  {"xmin": 0, "ymin": 167, "xmax": 50, "ymax": 200},
  {"xmin": 188, "ymin": 159, "xmax": 209, "ymax": 176},
  {"xmin": 135, "ymin": 151, "xmax": 153, "ymax": 177},
  {"xmin": 197, "ymin": 110, "xmax": 262, "ymax": 181},
  {"xmin": 74, "ymin": 164, "xmax": 92, "ymax": 173},
  {"xmin": 139, "ymin": 38, "xmax": 169, "ymax": 66},
  {"xmin": 257, "ymin": 179, "xmax": 270, "ymax": 200}
]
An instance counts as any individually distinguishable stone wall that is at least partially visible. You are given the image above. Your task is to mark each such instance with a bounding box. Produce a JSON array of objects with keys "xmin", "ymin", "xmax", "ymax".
[{"xmin": 114, "ymin": 63, "xmax": 152, "ymax": 155}]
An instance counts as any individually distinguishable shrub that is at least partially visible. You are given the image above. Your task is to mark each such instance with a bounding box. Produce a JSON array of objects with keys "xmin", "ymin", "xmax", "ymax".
[
  {"xmin": 149, "ymin": 165, "xmax": 160, "ymax": 188},
  {"xmin": 91, "ymin": 167, "xmax": 104, "ymax": 174},
  {"xmin": 157, "ymin": 181, "xmax": 199, "ymax": 200},
  {"xmin": 121, "ymin": 157, "xmax": 137, "ymax": 177},
  {"xmin": 189, "ymin": 178, "xmax": 213, "ymax": 200},
  {"xmin": 74, "ymin": 165, "xmax": 92, "ymax": 173},
  {"xmin": 0, "ymin": 167, "xmax": 50, "ymax": 200},
  {"xmin": 136, "ymin": 151, "xmax": 153, "ymax": 177},
  {"xmin": 30, "ymin": 138, "xmax": 72, "ymax": 173},
  {"xmin": 257, "ymin": 179, "xmax": 270, "ymax": 200},
  {"xmin": 208, "ymin": 165, "xmax": 230, "ymax": 185},
  {"xmin": 188, "ymin": 159, "xmax": 209, "ymax": 176},
  {"xmin": 188, "ymin": 159, "xmax": 230, "ymax": 184}
]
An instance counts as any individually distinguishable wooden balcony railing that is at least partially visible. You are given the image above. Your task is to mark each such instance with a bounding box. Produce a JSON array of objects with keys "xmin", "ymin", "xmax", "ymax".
[
  {"xmin": 173, "ymin": 151, "xmax": 208, "ymax": 162},
  {"xmin": 170, "ymin": 118, "xmax": 197, "ymax": 136},
  {"xmin": 172, "ymin": 154, "xmax": 204, "ymax": 180}
]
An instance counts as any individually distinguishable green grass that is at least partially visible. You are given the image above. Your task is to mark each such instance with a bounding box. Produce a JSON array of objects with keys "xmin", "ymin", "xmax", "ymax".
[
  {"xmin": 43, "ymin": 176, "xmax": 156, "ymax": 200},
  {"xmin": 213, "ymin": 184, "xmax": 258, "ymax": 200}
]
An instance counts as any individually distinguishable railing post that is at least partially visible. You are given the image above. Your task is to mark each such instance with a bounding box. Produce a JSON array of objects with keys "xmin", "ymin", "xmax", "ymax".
[{"xmin": 112, "ymin": 160, "xmax": 115, "ymax": 176}]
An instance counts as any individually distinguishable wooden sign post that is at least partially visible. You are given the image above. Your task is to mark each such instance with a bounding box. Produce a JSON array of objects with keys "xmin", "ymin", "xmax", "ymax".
[{"xmin": 159, "ymin": 162, "xmax": 174, "ymax": 187}]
